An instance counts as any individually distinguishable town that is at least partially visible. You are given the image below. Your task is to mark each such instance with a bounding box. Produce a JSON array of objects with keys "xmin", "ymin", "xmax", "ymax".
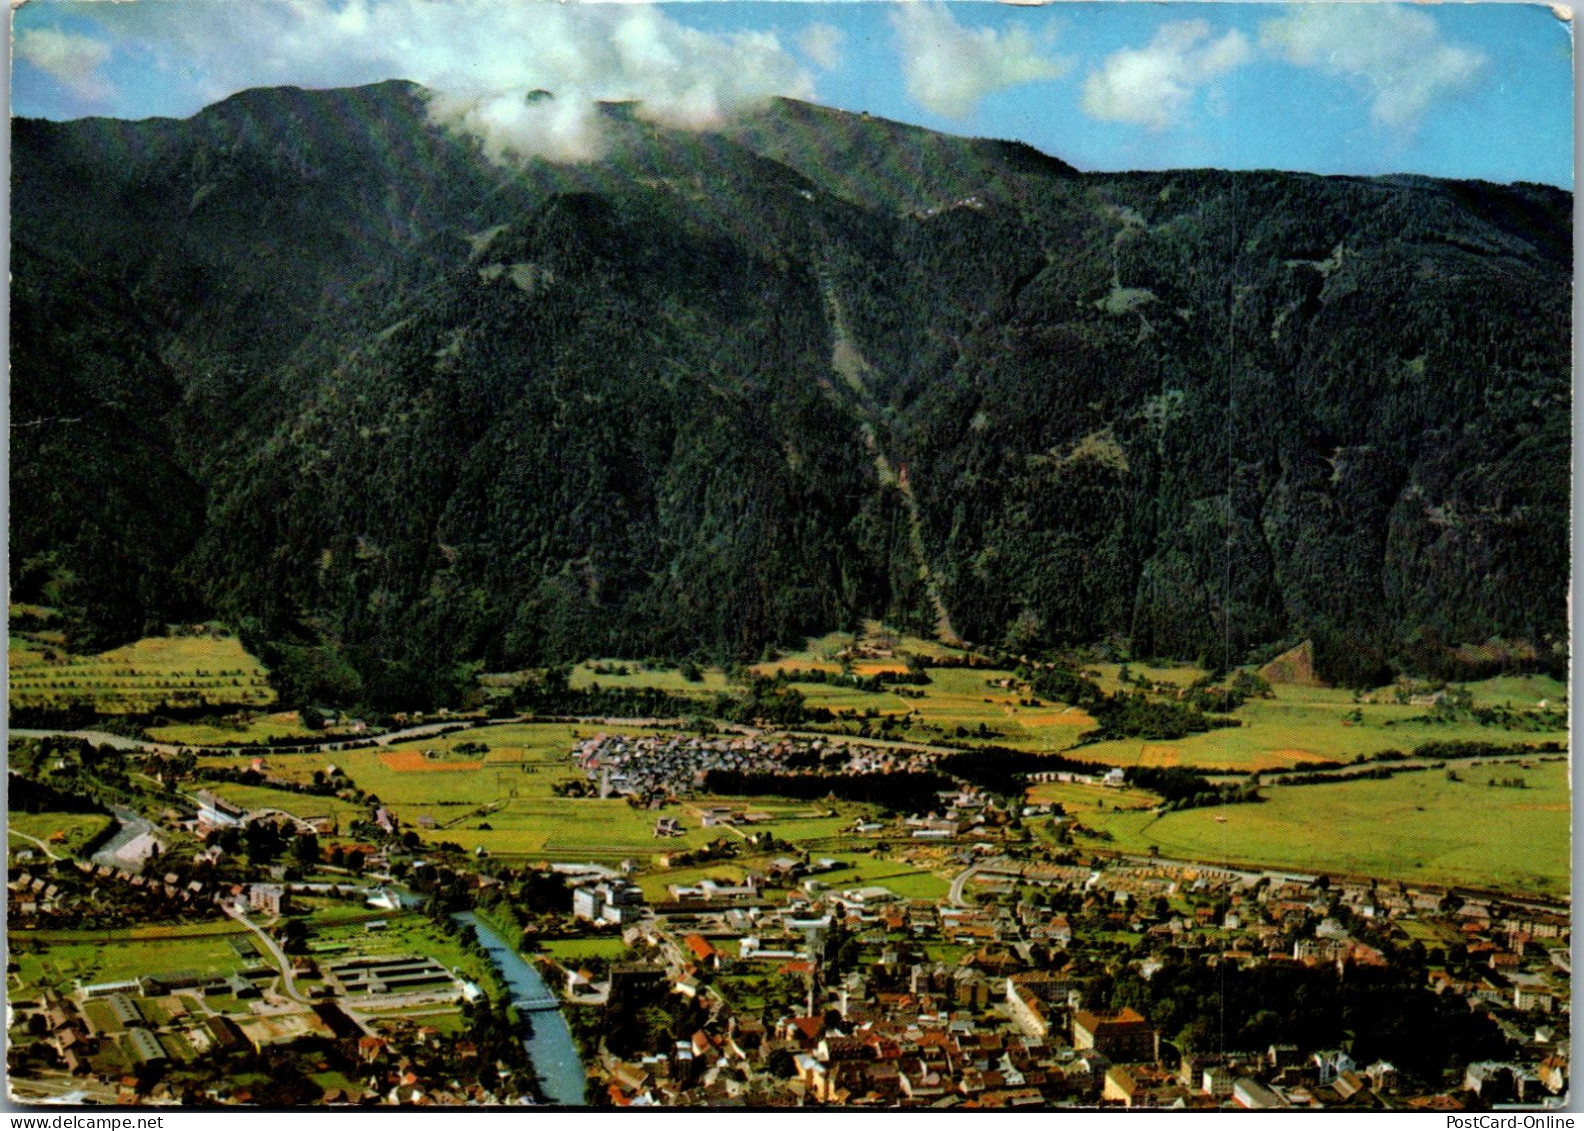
[{"xmin": 6, "ymin": 711, "xmax": 1570, "ymax": 1109}]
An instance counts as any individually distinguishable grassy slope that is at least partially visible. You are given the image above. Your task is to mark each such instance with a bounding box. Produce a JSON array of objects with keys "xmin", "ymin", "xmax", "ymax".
[{"xmin": 9, "ymin": 633, "xmax": 276, "ymax": 713}]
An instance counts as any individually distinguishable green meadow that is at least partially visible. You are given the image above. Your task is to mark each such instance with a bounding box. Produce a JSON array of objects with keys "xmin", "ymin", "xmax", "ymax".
[
  {"xmin": 540, "ymin": 937, "xmax": 632, "ymax": 963},
  {"xmin": 150, "ymin": 711, "xmax": 320, "ymax": 746},
  {"xmin": 94, "ymin": 641, "xmax": 1564, "ymax": 905},
  {"xmin": 1060, "ymin": 679, "xmax": 1568, "ymax": 773},
  {"xmin": 188, "ymin": 780, "xmax": 365, "ymax": 827},
  {"xmin": 567, "ymin": 662, "xmax": 731, "ymax": 695},
  {"xmin": 1046, "ymin": 758, "xmax": 1569, "ymax": 898},
  {"xmin": 7, "ymin": 811, "xmax": 113, "ymax": 857}
]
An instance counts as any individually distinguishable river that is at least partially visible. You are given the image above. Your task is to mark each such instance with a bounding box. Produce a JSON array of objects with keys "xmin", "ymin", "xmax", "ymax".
[{"xmin": 453, "ymin": 911, "xmax": 587, "ymax": 1106}]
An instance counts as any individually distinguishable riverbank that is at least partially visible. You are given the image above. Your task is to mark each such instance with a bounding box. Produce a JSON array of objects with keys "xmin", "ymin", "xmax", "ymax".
[{"xmin": 453, "ymin": 911, "xmax": 586, "ymax": 1106}]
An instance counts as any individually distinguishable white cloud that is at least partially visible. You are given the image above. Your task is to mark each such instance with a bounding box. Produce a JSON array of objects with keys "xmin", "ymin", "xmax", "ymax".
[
  {"xmin": 15, "ymin": 26, "xmax": 114, "ymax": 103},
  {"xmin": 52, "ymin": 0, "xmax": 816, "ymax": 163},
  {"xmin": 1081, "ymin": 20, "xmax": 1251, "ymax": 130},
  {"xmin": 1259, "ymin": 5, "xmax": 1487, "ymax": 131},
  {"xmin": 890, "ymin": 2, "xmax": 1067, "ymax": 120},
  {"xmin": 799, "ymin": 22, "xmax": 846, "ymax": 71}
]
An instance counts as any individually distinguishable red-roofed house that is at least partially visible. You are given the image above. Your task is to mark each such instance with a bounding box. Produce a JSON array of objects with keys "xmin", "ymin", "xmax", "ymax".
[
  {"xmin": 782, "ymin": 1015, "xmax": 825, "ymax": 1048},
  {"xmin": 682, "ymin": 934, "xmax": 720, "ymax": 970}
]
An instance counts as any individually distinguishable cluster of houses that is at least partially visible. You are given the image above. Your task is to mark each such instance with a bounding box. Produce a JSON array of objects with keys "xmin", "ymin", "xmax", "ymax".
[
  {"xmin": 5, "ymin": 845, "xmax": 402, "ymax": 935},
  {"xmin": 17, "ymin": 987, "xmax": 527, "ymax": 1106},
  {"xmin": 545, "ymin": 847, "xmax": 1570, "ymax": 1110},
  {"xmin": 571, "ymin": 733, "xmax": 938, "ymax": 802},
  {"xmin": 7, "ymin": 858, "xmax": 218, "ymax": 929},
  {"xmin": 588, "ymin": 941, "xmax": 1432, "ymax": 1111}
]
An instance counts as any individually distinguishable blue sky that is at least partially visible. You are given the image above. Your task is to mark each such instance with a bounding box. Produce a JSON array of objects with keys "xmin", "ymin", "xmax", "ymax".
[{"xmin": 11, "ymin": 1, "xmax": 1575, "ymax": 187}]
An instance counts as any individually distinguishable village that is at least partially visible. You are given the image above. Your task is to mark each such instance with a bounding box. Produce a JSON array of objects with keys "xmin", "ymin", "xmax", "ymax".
[{"xmin": 567, "ymin": 732, "xmax": 940, "ymax": 801}]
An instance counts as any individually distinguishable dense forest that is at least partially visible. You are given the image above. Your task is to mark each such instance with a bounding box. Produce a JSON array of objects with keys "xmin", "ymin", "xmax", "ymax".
[{"xmin": 11, "ymin": 82, "xmax": 1571, "ymax": 710}]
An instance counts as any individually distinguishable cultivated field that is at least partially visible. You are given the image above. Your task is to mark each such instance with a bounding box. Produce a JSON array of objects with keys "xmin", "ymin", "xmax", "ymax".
[
  {"xmin": 189, "ymin": 781, "xmax": 364, "ymax": 827},
  {"xmin": 555, "ymin": 632, "xmax": 1565, "ymax": 774},
  {"xmin": 130, "ymin": 636, "xmax": 1566, "ymax": 903},
  {"xmin": 9, "ymin": 632, "xmax": 276, "ymax": 714}
]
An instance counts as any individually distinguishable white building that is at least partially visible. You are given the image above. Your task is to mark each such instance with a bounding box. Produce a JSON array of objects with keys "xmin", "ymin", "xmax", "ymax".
[{"xmin": 573, "ymin": 879, "xmax": 646, "ymax": 925}]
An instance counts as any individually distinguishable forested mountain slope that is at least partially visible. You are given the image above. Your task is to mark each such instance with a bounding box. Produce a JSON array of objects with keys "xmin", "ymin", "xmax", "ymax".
[{"xmin": 11, "ymin": 82, "xmax": 1570, "ymax": 707}]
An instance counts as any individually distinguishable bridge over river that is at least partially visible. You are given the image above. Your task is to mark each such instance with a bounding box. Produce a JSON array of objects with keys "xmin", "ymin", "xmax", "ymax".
[{"xmin": 511, "ymin": 994, "xmax": 564, "ymax": 1013}]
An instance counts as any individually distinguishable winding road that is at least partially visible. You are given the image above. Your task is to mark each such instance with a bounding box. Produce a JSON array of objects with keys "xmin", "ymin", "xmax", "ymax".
[
  {"xmin": 222, "ymin": 903, "xmax": 310, "ymax": 1004},
  {"xmin": 6, "ymin": 828, "xmax": 62, "ymax": 861},
  {"xmin": 948, "ymin": 862, "xmax": 986, "ymax": 908}
]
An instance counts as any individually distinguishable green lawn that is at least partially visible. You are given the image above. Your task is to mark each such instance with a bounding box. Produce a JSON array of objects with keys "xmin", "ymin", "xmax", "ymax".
[
  {"xmin": 1459, "ymin": 674, "xmax": 1568, "ymax": 708},
  {"xmin": 10, "ymin": 929, "xmax": 258, "ymax": 996},
  {"xmin": 296, "ymin": 899, "xmax": 394, "ymax": 928},
  {"xmin": 765, "ymin": 814, "xmax": 856, "ymax": 843},
  {"xmin": 1026, "ymin": 780, "xmax": 1162, "ymax": 812},
  {"xmin": 412, "ymin": 1011, "xmax": 469, "ymax": 1036},
  {"xmin": 869, "ymin": 868, "xmax": 951, "ymax": 900},
  {"xmin": 7, "ymin": 811, "xmax": 113, "ymax": 857},
  {"xmin": 635, "ymin": 861, "xmax": 750, "ymax": 901},
  {"xmin": 190, "ymin": 782, "xmax": 361, "ymax": 826},
  {"xmin": 310, "ymin": 1070, "xmax": 364, "ymax": 1096},
  {"xmin": 792, "ymin": 850, "xmax": 950, "ymax": 900},
  {"xmin": 1085, "ymin": 662, "xmax": 1210, "ymax": 696},
  {"xmin": 568, "ymin": 660, "xmax": 731, "ymax": 695},
  {"xmin": 432, "ymin": 796, "xmax": 668, "ymax": 858},
  {"xmin": 540, "ymin": 937, "xmax": 632, "ymax": 963}
]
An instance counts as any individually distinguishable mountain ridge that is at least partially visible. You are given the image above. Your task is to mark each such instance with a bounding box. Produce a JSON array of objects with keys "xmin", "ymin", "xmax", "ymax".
[{"xmin": 10, "ymin": 81, "xmax": 1570, "ymax": 708}]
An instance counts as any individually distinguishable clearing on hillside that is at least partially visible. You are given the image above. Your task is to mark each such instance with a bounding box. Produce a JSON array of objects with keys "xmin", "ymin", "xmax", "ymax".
[{"xmin": 1259, "ymin": 640, "xmax": 1323, "ymax": 687}]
